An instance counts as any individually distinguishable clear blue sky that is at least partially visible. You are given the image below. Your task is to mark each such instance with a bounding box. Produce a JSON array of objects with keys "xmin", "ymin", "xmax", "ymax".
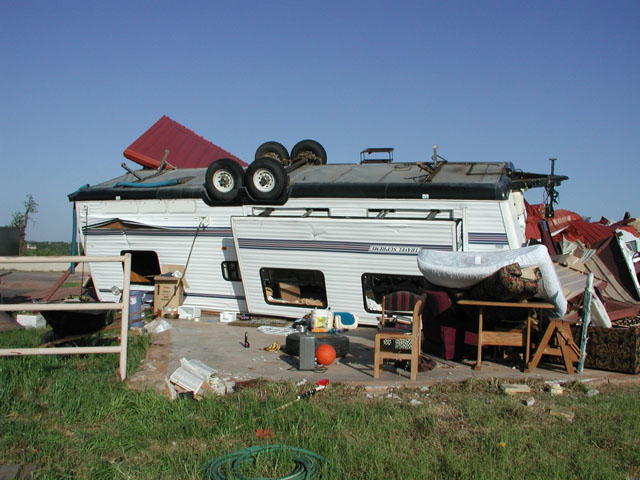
[{"xmin": 1, "ymin": 0, "xmax": 638, "ymax": 241}]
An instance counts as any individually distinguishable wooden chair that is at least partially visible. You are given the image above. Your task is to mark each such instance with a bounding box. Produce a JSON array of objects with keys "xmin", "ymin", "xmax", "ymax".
[
  {"xmin": 457, "ymin": 299, "xmax": 556, "ymax": 370},
  {"xmin": 373, "ymin": 292, "xmax": 425, "ymax": 381}
]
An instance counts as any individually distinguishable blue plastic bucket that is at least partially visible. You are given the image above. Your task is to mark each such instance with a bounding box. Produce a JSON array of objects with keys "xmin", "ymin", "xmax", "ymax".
[{"xmin": 129, "ymin": 291, "xmax": 144, "ymax": 326}]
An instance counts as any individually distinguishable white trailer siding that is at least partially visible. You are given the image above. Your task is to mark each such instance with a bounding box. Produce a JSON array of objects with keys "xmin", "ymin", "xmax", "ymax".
[
  {"xmin": 232, "ymin": 216, "xmax": 461, "ymax": 325},
  {"xmin": 76, "ymin": 200, "xmax": 247, "ymax": 312},
  {"xmin": 247, "ymin": 196, "xmax": 518, "ymax": 252},
  {"xmin": 75, "ymin": 191, "xmax": 522, "ymax": 317}
]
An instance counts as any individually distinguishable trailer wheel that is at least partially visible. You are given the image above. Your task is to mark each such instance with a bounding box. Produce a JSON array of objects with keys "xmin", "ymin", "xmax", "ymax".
[
  {"xmin": 285, "ymin": 333, "xmax": 350, "ymax": 358},
  {"xmin": 245, "ymin": 157, "xmax": 287, "ymax": 200},
  {"xmin": 204, "ymin": 158, "xmax": 244, "ymax": 201},
  {"xmin": 255, "ymin": 141, "xmax": 290, "ymax": 166},
  {"xmin": 290, "ymin": 140, "xmax": 327, "ymax": 165}
]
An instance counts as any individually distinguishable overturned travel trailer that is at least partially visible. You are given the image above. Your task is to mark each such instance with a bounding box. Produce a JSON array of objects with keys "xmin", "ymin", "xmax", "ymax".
[{"xmin": 68, "ymin": 142, "xmax": 567, "ymax": 325}]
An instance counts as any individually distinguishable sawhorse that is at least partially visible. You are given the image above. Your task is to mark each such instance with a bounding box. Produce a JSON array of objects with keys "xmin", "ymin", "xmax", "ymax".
[{"xmin": 525, "ymin": 318, "xmax": 582, "ymax": 374}]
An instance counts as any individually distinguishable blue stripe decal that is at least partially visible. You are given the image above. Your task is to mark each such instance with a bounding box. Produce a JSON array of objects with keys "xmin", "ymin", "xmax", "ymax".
[
  {"xmin": 468, "ymin": 232, "xmax": 509, "ymax": 245},
  {"xmin": 187, "ymin": 292, "xmax": 246, "ymax": 301},
  {"xmin": 237, "ymin": 238, "xmax": 452, "ymax": 255},
  {"xmin": 85, "ymin": 227, "xmax": 232, "ymax": 238}
]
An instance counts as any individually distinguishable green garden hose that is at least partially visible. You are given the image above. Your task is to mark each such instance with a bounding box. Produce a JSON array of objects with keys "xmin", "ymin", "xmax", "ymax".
[{"xmin": 203, "ymin": 445, "xmax": 324, "ymax": 480}]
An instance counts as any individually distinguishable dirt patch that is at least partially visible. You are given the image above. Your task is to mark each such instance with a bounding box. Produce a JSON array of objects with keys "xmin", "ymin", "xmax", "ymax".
[{"xmin": 127, "ymin": 330, "xmax": 171, "ymax": 395}]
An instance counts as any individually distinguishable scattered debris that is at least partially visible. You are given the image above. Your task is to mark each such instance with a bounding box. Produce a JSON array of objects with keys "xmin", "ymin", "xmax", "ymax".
[
  {"xmin": 256, "ymin": 325, "xmax": 297, "ymax": 336},
  {"xmin": 15, "ymin": 313, "xmax": 46, "ymax": 329},
  {"xmin": 144, "ymin": 318, "xmax": 173, "ymax": 334},
  {"xmin": 165, "ymin": 376, "xmax": 178, "ymax": 401},
  {"xmin": 255, "ymin": 429, "xmax": 275, "ymax": 439},
  {"xmin": 263, "ymin": 342, "xmax": 281, "ymax": 352},
  {"xmin": 586, "ymin": 388, "xmax": 600, "ymax": 397},
  {"xmin": 167, "ymin": 358, "xmax": 234, "ymax": 400},
  {"xmin": 548, "ymin": 384, "xmax": 564, "ymax": 396},
  {"xmin": 499, "ymin": 383, "xmax": 531, "ymax": 395},
  {"xmin": 524, "ymin": 396, "xmax": 536, "ymax": 407},
  {"xmin": 276, "ymin": 379, "xmax": 330, "ymax": 410},
  {"xmin": 549, "ymin": 408, "xmax": 575, "ymax": 422},
  {"xmin": 409, "ymin": 398, "xmax": 423, "ymax": 406}
]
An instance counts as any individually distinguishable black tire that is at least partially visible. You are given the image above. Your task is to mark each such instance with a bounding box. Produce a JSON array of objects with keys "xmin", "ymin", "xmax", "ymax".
[
  {"xmin": 290, "ymin": 140, "xmax": 327, "ymax": 165},
  {"xmin": 244, "ymin": 157, "xmax": 287, "ymax": 200},
  {"xmin": 285, "ymin": 333, "xmax": 350, "ymax": 358},
  {"xmin": 255, "ymin": 141, "xmax": 290, "ymax": 165},
  {"xmin": 204, "ymin": 158, "xmax": 245, "ymax": 201}
]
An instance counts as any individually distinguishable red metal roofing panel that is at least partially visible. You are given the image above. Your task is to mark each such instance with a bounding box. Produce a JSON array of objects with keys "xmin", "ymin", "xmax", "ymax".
[
  {"xmin": 123, "ymin": 115, "xmax": 247, "ymax": 169},
  {"xmin": 525, "ymin": 202, "xmax": 582, "ymax": 240},
  {"xmin": 524, "ymin": 201, "xmax": 637, "ymax": 246},
  {"xmin": 558, "ymin": 219, "xmax": 617, "ymax": 246}
]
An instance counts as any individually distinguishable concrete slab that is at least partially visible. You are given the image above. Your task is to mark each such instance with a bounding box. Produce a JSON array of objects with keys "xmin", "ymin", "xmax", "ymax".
[{"xmin": 127, "ymin": 317, "xmax": 639, "ymax": 395}]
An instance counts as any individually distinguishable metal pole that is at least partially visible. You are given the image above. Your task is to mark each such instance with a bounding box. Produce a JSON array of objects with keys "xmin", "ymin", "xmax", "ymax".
[
  {"xmin": 119, "ymin": 253, "xmax": 132, "ymax": 380},
  {"xmin": 577, "ymin": 273, "xmax": 594, "ymax": 373}
]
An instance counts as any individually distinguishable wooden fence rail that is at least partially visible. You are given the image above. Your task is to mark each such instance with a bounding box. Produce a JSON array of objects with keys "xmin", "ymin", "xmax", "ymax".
[{"xmin": 0, "ymin": 254, "xmax": 132, "ymax": 380}]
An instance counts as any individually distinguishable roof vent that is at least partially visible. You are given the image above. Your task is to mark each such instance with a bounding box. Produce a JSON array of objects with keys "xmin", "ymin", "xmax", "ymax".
[{"xmin": 360, "ymin": 148, "xmax": 394, "ymax": 164}]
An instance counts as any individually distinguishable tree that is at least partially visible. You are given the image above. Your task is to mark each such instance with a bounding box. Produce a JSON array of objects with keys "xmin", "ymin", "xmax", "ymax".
[{"xmin": 9, "ymin": 194, "xmax": 38, "ymax": 254}]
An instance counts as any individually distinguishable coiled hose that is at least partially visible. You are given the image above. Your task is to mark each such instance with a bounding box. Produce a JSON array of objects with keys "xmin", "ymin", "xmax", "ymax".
[{"xmin": 203, "ymin": 445, "xmax": 324, "ymax": 480}]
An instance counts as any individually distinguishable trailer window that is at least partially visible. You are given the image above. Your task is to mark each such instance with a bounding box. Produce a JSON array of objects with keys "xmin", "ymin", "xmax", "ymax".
[
  {"xmin": 361, "ymin": 273, "xmax": 428, "ymax": 313},
  {"xmin": 120, "ymin": 250, "xmax": 161, "ymax": 285},
  {"xmin": 260, "ymin": 268, "xmax": 327, "ymax": 308},
  {"xmin": 221, "ymin": 261, "xmax": 241, "ymax": 281}
]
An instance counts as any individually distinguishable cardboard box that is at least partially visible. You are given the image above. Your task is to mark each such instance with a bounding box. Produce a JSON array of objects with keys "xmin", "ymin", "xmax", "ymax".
[
  {"xmin": 159, "ymin": 264, "xmax": 189, "ymax": 287},
  {"xmin": 278, "ymin": 282, "xmax": 301, "ymax": 302},
  {"xmin": 154, "ymin": 276, "xmax": 184, "ymax": 312}
]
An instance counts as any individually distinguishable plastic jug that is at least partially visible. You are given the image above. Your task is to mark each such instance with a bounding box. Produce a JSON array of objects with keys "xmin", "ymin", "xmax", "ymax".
[{"xmin": 310, "ymin": 308, "xmax": 333, "ymax": 332}]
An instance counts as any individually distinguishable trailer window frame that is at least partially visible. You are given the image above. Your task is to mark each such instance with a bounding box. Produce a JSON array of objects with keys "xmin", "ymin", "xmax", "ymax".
[
  {"xmin": 361, "ymin": 273, "xmax": 429, "ymax": 313},
  {"xmin": 260, "ymin": 267, "xmax": 327, "ymax": 308},
  {"xmin": 221, "ymin": 261, "xmax": 242, "ymax": 282}
]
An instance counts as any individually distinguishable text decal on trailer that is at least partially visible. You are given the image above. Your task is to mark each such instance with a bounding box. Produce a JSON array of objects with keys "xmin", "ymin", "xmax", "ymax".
[{"xmin": 368, "ymin": 245, "xmax": 421, "ymax": 254}]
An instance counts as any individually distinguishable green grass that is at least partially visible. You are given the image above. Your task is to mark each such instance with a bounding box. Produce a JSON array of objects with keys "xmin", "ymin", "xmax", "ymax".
[{"xmin": 1, "ymin": 329, "xmax": 639, "ymax": 479}]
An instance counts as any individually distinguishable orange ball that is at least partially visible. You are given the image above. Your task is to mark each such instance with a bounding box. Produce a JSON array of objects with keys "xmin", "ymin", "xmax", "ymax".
[{"xmin": 315, "ymin": 344, "xmax": 337, "ymax": 365}]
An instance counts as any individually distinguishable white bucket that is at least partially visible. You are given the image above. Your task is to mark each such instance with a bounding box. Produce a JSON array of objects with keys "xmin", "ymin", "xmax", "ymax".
[{"xmin": 310, "ymin": 309, "xmax": 333, "ymax": 331}]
